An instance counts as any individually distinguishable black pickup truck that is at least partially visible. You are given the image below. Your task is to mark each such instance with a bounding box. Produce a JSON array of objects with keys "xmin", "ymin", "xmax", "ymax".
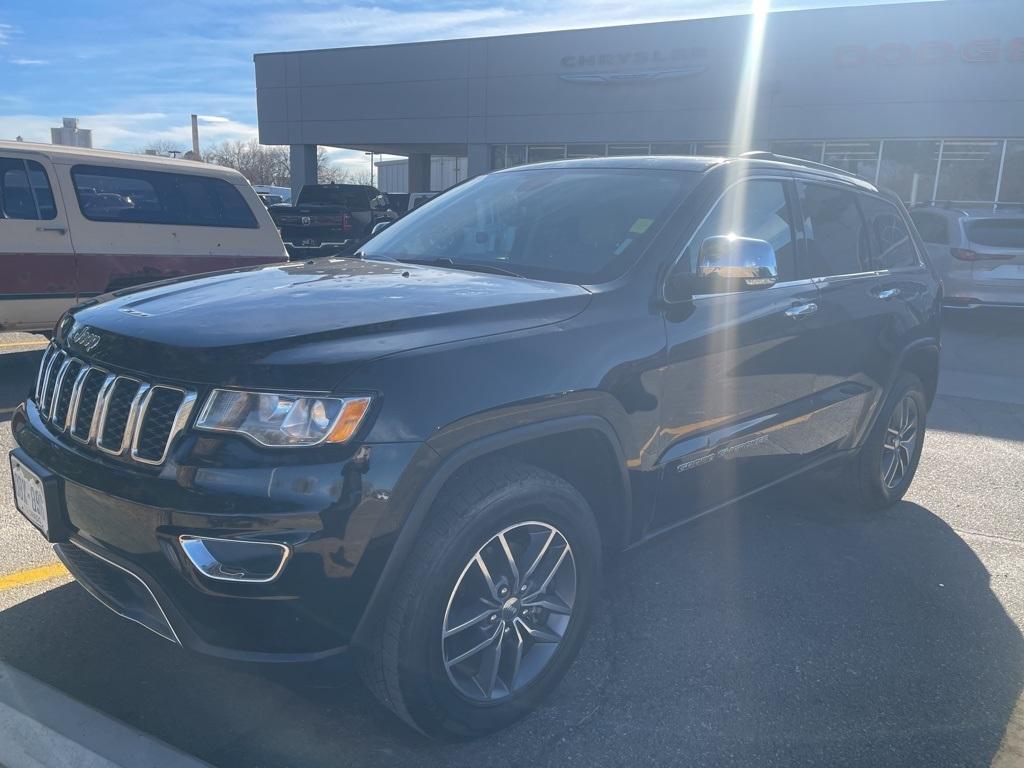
[{"xmin": 270, "ymin": 183, "xmax": 395, "ymax": 249}]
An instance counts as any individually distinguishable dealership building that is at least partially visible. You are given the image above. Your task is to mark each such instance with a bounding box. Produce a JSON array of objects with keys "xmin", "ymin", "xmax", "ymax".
[{"xmin": 255, "ymin": 0, "xmax": 1024, "ymax": 205}]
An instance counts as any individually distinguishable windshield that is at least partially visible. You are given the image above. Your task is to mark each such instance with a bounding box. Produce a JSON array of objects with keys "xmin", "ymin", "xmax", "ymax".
[{"xmin": 361, "ymin": 167, "xmax": 698, "ymax": 283}]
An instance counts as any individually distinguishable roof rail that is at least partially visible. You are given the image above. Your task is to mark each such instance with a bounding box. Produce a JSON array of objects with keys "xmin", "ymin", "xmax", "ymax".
[{"xmin": 738, "ymin": 150, "xmax": 862, "ymax": 181}]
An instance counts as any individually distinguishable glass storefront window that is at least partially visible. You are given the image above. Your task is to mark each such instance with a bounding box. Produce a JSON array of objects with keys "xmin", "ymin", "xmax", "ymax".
[
  {"xmin": 878, "ymin": 140, "xmax": 940, "ymax": 205},
  {"xmin": 490, "ymin": 145, "xmax": 507, "ymax": 171},
  {"xmin": 566, "ymin": 144, "xmax": 607, "ymax": 159},
  {"xmin": 651, "ymin": 142, "xmax": 693, "ymax": 156},
  {"xmin": 999, "ymin": 141, "xmax": 1024, "ymax": 203},
  {"xmin": 936, "ymin": 140, "xmax": 1003, "ymax": 202},
  {"xmin": 772, "ymin": 141, "xmax": 824, "ymax": 163},
  {"xmin": 695, "ymin": 142, "xmax": 731, "ymax": 156},
  {"xmin": 607, "ymin": 144, "xmax": 650, "ymax": 156},
  {"xmin": 526, "ymin": 146, "xmax": 566, "ymax": 163},
  {"xmin": 506, "ymin": 145, "xmax": 526, "ymax": 168},
  {"xmin": 824, "ymin": 141, "xmax": 880, "ymax": 181}
]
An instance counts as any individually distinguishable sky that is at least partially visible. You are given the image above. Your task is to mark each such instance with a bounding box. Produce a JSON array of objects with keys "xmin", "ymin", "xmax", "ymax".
[{"xmin": 0, "ymin": 0, "xmax": 931, "ymax": 175}]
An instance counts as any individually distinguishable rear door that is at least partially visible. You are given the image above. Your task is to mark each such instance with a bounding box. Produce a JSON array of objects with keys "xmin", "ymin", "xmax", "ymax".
[
  {"xmin": 0, "ymin": 153, "xmax": 76, "ymax": 332},
  {"xmin": 792, "ymin": 180, "xmax": 906, "ymax": 450}
]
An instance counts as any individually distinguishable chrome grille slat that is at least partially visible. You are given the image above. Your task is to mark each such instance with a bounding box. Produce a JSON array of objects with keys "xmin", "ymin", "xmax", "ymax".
[
  {"xmin": 35, "ymin": 344, "xmax": 56, "ymax": 402},
  {"xmin": 50, "ymin": 357, "xmax": 81, "ymax": 426},
  {"xmin": 70, "ymin": 369, "xmax": 112, "ymax": 443},
  {"xmin": 31, "ymin": 349, "xmax": 196, "ymax": 467},
  {"xmin": 131, "ymin": 387, "xmax": 193, "ymax": 465},
  {"xmin": 40, "ymin": 350, "xmax": 67, "ymax": 414}
]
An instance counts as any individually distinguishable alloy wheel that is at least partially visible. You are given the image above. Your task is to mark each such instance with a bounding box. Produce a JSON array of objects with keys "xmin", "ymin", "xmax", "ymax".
[
  {"xmin": 881, "ymin": 394, "xmax": 919, "ymax": 489},
  {"xmin": 441, "ymin": 521, "xmax": 576, "ymax": 702}
]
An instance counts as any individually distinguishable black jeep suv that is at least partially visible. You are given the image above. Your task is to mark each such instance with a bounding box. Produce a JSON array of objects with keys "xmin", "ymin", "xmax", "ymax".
[{"xmin": 9, "ymin": 155, "xmax": 941, "ymax": 738}]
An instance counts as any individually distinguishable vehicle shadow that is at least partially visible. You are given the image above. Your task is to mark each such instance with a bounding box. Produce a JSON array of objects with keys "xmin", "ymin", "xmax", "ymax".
[
  {"xmin": 0, "ymin": 349, "xmax": 44, "ymax": 424},
  {"xmin": 0, "ymin": 494, "xmax": 1019, "ymax": 767}
]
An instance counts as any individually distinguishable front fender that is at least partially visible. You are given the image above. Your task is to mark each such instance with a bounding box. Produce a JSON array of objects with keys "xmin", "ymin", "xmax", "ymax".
[{"xmin": 351, "ymin": 413, "xmax": 630, "ymax": 648}]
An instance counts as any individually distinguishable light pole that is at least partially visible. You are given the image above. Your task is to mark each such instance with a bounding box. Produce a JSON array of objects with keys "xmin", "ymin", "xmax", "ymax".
[{"xmin": 365, "ymin": 151, "xmax": 374, "ymax": 187}]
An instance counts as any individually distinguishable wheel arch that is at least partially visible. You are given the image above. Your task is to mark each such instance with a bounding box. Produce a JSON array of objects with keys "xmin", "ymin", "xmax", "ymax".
[
  {"xmin": 898, "ymin": 339, "xmax": 940, "ymax": 408},
  {"xmin": 351, "ymin": 414, "xmax": 631, "ymax": 648}
]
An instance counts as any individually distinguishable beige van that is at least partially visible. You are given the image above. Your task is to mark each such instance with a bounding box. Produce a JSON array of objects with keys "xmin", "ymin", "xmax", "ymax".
[{"xmin": 0, "ymin": 141, "xmax": 287, "ymax": 333}]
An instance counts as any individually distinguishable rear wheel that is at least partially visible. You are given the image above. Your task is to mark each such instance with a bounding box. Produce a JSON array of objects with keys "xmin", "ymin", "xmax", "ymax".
[
  {"xmin": 357, "ymin": 458, "xmax": 601, "ymax": 738},
  {"xmin": 839, "ymin": 372, "xmax": 927, "ymax": 510}
]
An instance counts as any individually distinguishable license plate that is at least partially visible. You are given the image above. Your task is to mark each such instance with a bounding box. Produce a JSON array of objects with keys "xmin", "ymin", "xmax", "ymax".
[{"xmin": 10, "ymin": 455, "xmax": 48, "ymax": 537}]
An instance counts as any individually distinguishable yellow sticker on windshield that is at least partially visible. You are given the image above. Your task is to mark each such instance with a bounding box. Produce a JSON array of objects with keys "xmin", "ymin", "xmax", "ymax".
[{"xmin": 630, "ymin": 218, "xmax": 654, "ymax": 234}]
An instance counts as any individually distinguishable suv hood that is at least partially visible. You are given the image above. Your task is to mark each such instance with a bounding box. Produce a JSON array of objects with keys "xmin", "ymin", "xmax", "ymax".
[{"xmin": 61, "ymin": 258, "xmax": 591, "ymax": 391}]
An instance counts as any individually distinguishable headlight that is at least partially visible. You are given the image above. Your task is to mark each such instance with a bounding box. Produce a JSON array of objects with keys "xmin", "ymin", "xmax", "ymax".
[{"xmin": 195, "ymin": 390, "xmax": 372, "ymax": 447}]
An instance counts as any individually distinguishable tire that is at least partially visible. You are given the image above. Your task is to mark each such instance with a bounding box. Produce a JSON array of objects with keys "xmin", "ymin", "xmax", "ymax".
[
  {"xmin": 357, "ymin": 457, "xmax": 602, "ymax": 739},
  {"xmin": 839, "ymin": 372, "xmax": 927, "ymax": 511}
]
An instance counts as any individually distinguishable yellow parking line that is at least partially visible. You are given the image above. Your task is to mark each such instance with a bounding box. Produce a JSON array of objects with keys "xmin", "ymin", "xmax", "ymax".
[
  {"xmin": 0, "ymin": 563, "xmax": 69, "ymax": 591},
  {"xmin": 0, "ymin": 340, "xmax": 47, "ymax": 351}
]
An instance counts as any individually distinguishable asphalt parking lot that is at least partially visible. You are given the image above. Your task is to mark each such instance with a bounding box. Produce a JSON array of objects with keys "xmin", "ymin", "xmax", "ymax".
[{"xmin": 1, "ymin": 315, "xmax": 1023, "ymax": 768}]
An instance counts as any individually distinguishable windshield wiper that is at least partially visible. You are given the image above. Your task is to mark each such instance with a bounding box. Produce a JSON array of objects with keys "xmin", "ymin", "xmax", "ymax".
[{"xmin": 398, "ymin": 257, "xmax": 523, "ymax": 278}]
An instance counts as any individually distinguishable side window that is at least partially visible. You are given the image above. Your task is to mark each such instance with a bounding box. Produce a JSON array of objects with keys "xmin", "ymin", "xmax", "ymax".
[
  {"xmin": 859, "ymin": 195, "xmax": 919, "ymax": 269},
  {"xmin": 909, "ymin": 211, "xmax": 949, "ymax": 245},
  {"xmin": 797, "ymin": 182, "xmax": 871, "ymax": 278},
  {"xmin": 0, "ymin": 158, "xmax": 57, "ymax": 221},
  {"xmin": 679, "ymin": 179, "xmax": 797, "ymax": 284},
  {"xmin": 71, "ymin": 165, "xmax": 258, "ymax": 228}
]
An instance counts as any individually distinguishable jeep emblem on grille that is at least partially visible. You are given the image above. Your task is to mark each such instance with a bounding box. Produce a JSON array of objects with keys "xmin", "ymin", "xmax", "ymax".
[{"xmin": 69, "ymin": 326, "xmax": 102, "ymax": 352}]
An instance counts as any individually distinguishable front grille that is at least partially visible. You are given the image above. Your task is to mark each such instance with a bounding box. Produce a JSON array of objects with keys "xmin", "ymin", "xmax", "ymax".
[
  {"xmin": 71, "ymin": 368, "xmax": 109, "ymax": 440},
  {"xmin": 97, "ymin": 378, "xmax": 141, "ymax": 453},
  {"xmin": 52, "ymin": 359, "xmax": 82, "ymax": 428},
  {"xmin": 33, "ymin": 344, "xmax": 196, "ymax": 467},
  {"xmin": 134, "ymin": 387, "xmax": 187, "ymax": 463}
]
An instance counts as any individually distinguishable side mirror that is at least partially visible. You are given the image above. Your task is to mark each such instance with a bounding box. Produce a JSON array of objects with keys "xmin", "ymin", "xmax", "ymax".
[
  {"xmin": 697, "ymin": 236, "xmax": 778, "ymax": 291},
  {"xmin": 370, "ymin": 221, "xmax": 393, "ymax": 236}
]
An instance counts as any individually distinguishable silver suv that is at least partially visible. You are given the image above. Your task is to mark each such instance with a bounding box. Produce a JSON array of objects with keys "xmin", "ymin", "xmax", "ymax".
[{"xmin": 910, "ymin": 203, "xmax": 1024, "ymax": 309}]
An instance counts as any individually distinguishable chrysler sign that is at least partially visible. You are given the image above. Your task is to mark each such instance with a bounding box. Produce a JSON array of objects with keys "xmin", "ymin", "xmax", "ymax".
[{"xmin": 560, "ymin": 47, "xmax": 708, "ymax": 83}]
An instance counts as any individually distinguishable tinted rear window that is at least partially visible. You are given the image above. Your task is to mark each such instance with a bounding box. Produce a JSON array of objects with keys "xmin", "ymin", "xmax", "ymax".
[
  {"xmin": 299, "ymin": 186, "xmax": 370, "ymax": 208},
  {"xmin": 965, "ymin": 219, "xmax": 1024, "ymax": 249},
  {"xmin": 71, "ymin": 164, "xmax": 258, "ymax": 228}
]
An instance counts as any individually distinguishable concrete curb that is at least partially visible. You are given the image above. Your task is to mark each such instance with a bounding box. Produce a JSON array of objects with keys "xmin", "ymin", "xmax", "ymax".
[{"xmin": 0, "ymin": 662, "xmax": 211, "ymax": 768}]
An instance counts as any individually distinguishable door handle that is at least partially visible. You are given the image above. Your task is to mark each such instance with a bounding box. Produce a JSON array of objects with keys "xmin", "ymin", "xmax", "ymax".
[
  {"xmin": 36, "ymin": 226, "xmax": 67, "ymax": 235},
  {"xmin": 875, "ymin": 288, "xmax": 901, "ymax": 300},
  {"xmin": 785, "ymin": 302, "xmax": 818, "ymax": 319}
]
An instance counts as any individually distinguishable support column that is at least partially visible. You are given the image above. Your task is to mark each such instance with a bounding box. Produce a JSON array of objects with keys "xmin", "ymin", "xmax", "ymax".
[
  {"xmin": 467, "ymin": 143, "xmax": 489, "ymax": 179},
  {"xmin": 408, "ymin": 153, "xmax": 432, "ymax": 193},
  {"xmin": 289, "ymin": 144, "xmax": 317, "ymax": 201}
]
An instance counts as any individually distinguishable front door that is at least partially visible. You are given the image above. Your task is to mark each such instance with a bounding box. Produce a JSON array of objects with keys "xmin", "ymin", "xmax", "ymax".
[
  {"xmin": 652, "ymin": 177, "xmax": 825, "ymax": 531},
  {"xmin": 0, "ymin": 154, "xmax": 75, "ymax": 332}
]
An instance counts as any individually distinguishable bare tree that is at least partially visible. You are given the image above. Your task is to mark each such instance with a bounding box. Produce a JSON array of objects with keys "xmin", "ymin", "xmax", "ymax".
[
  {"xmin": 203, "ymin": 139, "xmax": 290, "ymax": 186},
  {"xmin": 140, "ymin": 138, "xmax": 363, "ymax": 188}
]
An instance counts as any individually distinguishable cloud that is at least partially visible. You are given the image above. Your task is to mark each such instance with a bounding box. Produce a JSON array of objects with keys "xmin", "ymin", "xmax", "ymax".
[
  {"xmin": 12, "ymin": 58, "xmax": 48, "ymax": 65},
  {"xmin": 0, "ymin": 23, "xmax": 12, "ymax": 45}
]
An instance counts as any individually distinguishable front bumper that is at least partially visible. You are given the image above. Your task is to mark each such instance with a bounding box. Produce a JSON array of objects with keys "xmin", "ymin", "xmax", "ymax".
[{"xmin": 11, "ymin": 400, "xmax": 426, "ymax": 662}]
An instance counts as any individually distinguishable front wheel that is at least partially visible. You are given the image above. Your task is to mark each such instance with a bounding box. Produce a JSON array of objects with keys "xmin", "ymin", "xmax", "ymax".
[
  {"xmin": 357, "ymin": 458, "xmax": 601, "ymax": 738},
  {"xmin": 839, "ymin": 372, "xmax": 928, "ymax": 510}
]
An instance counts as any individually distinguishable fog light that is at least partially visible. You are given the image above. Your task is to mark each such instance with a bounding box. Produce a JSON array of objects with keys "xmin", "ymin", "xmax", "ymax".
[{"xmin": 179, "ymin": 535, "xmax": 291, "ymax": 583}]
